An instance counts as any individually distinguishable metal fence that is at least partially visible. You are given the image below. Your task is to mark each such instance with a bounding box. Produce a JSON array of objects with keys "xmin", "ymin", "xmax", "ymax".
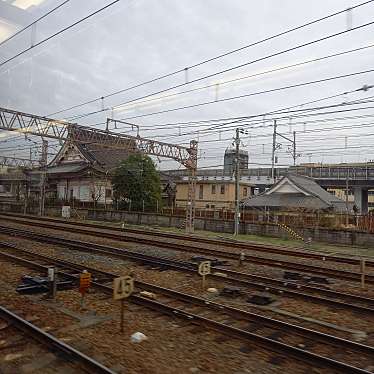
[
  {"xmin": 161, "ymin": 207, "xmax": 374, "ymax": 233},
  {"xmin": 2, "ymin": 199, "xmax": 374, "ymax": 234}
]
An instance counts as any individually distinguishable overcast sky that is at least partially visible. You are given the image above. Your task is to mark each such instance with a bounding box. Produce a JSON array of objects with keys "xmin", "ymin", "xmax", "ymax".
[{"xmin": 0, "ymin": 0, "xmax": 374, "ymax": 169}]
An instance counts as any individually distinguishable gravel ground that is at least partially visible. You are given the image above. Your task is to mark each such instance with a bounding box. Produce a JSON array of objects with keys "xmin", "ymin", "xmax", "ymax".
[
  {"xmin": 1, "ymin": 219, "xmax": 373, "ymax": 300},
  {"xmin": 0, "ymin": 219, "xmax": 374, "ymax": 371},
  {"xmin": 0, "ymin": 324, "xmax": 80, "ymax": 374},
  {"xmin": 0, "ymin": 258, "xmax": 337, "ymax": 374},
  {"xmin": 1, "ymin": 233, "xmax": 373, "ymax": 344},
  {"xmin": 0, "ymin": 265, "xmax": 85, "ymax": 373}
]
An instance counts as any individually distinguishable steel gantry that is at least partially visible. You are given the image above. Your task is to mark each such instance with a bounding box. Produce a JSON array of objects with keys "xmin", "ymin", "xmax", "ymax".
[{"xmin": 0, "ymin": 107, "xmax": 198, "ymax": 232}]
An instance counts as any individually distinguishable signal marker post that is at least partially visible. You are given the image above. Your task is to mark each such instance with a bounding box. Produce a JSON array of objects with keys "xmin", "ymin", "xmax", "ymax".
[
  {"xmin": 79, "ymin": 270, "xmax": 92, "ymax": 308},
  {"xmin": 198, "ymin": 261, "xmax": 211, "ymax": 290},
  {"xmin": 113, "ymin": 276, "xmax": 134, "ymax": 333},
  {"xmin": 239, "ymin": 252, "xmax": 245, "ymax": 267},
  {"xmin": 48, "ymin": 267, "xmax": 57, "ymax": 300}
]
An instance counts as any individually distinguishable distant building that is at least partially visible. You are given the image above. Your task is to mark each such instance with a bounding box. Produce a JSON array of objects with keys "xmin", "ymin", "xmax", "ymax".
[
  {"xmin": 223, "ymin": 148, "xmax": 248, "ymax": 173},
  {"xmin": 242, "ymin": 174, "xmax": 352, "ymax": 212},
  {"xmin": 175, "ymin": 175, "xmax": 252, "ymax": 210},
  {"xmin": 0, "ymin": 167, "xmax": 27, "ymax": 203},
  {"xmin": 39, "ymin": 134, "xmax": 134, "ymax": 206}
]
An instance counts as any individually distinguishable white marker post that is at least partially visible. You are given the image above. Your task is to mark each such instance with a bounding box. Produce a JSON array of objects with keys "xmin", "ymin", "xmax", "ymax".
[
  {"xmin": 113, "ymin": 276, "xmax": 134, "ymax": 333},
  {"xmin": 47, "ymin": 267, "xmax": 57, "ymax": 300},
  {"xmin": 198, "ymin": 261, "xmax": 211, "ymax": 291},
  {"xmin": 239, "ymin": 252, "xmax": 245, "ymax": 267}
]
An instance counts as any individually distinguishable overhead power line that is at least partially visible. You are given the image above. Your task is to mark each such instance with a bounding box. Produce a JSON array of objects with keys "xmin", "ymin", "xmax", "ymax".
[
  {"xmin": 185, "ymin": 120, "xmax": 374, "ymax": 145},
  {"xmin": 69, "ymin": 18, "xmax": 374, "ymax": 123},
  {"xmin": 0, "ymin": 0, "xmax": 71, "ymax": 48},
  {"xmin": 115, "ymin": 70, "xmax": 374, "ymax": 123},
  {"xmin": 103, "ymin": 43, "xmax": 374, "ymax": 115},
  {"xmin": 206, "ymin": 129, "xmax": 374, "ymax": 151},
  {"xmin": 133, "ymin": 88, "xmax": 366, "ymax": 129},
  {"xmin": 0, "ymin": 0, "xmax": 122, "ymax": 69},
  {"xmin": 70, "ymin": 18, "xmax": 374, "ymax": 123},
  {"xmin": 198, "ymin": 98, "xmax": 374, "ymax": 135},
  {"xmin": 48, "ymin": 0, "xmax": 374, "ymax": 117},
  {"xmin": 109, "ymin": 20, "xmax": 374, "ymax": 119},
  {"xmin": 113, "ymin": 93, "xmax": 374, "ymax": 135},
  {"xmin": 157, "ymin": 94, "xmax": 374, "ymax": 140}
]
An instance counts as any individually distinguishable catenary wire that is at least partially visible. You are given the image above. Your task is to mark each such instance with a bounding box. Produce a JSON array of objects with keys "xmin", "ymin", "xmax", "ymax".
[
  {"xmin": 0, "ymin": 0, "xmax": 71, "ymax": 48},
  {"xmin": 47, "ymin": 0, "xmax": 374, "ymax": 117},
  {"xmin": 70, "ymin": 19, "xmax": 374, "ymax": 122},
  {"xmin": 0, "ymin": 0, "xmax": 123, "ymax": 69}
]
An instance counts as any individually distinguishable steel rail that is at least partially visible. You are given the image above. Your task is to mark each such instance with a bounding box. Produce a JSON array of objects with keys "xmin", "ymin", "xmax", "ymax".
[
  {"xmin": 0, "ymin": 242, "xmax": 372, "ymax": 373},
  {"xmin": 0, "ymin": 225, "xmax": 373, "ymax": 313},
  {"xmin": 1, "ymin": 212, "xmax": 371, "ymax": 268},
  {"xmin": 0, "ymin": 306, "xmax": 116, "ymax": 374},
  {"xmin": 0, "ymin": 220, "xmax": 372, "ymax": 285}
]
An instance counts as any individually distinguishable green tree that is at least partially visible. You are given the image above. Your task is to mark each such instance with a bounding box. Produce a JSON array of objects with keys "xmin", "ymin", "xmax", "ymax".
[{"xmin": 112, "ymin": 154, "xmax": 162, "ymax": 211}]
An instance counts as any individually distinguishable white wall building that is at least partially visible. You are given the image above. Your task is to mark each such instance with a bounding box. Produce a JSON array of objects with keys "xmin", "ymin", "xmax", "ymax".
[{"xmin": 45, "ymin": 136, "xmax": 133, "ymax": 205}]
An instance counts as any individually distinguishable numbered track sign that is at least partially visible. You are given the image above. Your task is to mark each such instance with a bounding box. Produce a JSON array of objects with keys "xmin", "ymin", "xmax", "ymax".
[
  {"xmin": 113, "ymin": 276, "xmax": 134, "ymax": 300},
  {"xmin": 198, "ymin": 261, "xmax": 211, "ymax": 276}
]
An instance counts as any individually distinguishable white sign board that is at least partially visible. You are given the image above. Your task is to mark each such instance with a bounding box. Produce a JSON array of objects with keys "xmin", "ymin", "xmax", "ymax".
[
  {"xmin": 62, "ymin": 205, "xmax": 71, "ymax": 219},
  {"xmin": 198, "ymin": 261, "xmax": 211, "ymax": 276},
  {"xmin": 113, "ymin": 276, "xmax": 134, "ymax": 300},
  {"xmin": 47, "ymin": 267, "xmax": 55, "ymax": 281}
]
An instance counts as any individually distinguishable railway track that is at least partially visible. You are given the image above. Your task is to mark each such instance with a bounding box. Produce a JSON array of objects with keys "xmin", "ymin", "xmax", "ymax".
[
  {"xmin": 1, "ymin": 212, "xmax": 372, "ymax": 269},
  {"xmin": 1, "ymin": 225, "xmax": 374, "ymax": 313},
  {"xmin": 0, "ymin": 241, "xmax": 373, "ymax": 373},
  {"xmin": 0, "ymin": 214, "xmax": 373, "ymax": 285},
  {"xmin": 0, "ymin": 305, "xmax": 115, "ymax": 373}
]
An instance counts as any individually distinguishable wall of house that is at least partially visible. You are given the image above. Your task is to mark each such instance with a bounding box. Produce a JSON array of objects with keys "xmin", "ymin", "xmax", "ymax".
[
  {"xmin": 175, "ymin": 182, "xmax": 251, "ymax": 209},
  {"xmin": 56, "ymin": 178, "xmax": 113, "ymax": 203}
]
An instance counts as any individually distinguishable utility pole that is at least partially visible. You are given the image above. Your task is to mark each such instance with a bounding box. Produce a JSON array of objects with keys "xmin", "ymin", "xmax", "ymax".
[
  {"xmin": 272, "ymin": 122, "xmax": 298, "ymax": 178},
  {"xmin": 271, "ymin": 120, "xmax": 277, "ymax": 182},
  {"xmin": 345, "ymin": 168, "xmax": 349, "ymax": 226},
  {"xmin": 186, "ymin": 140, "xmax": 198, "ymax": 233},
  {"xmin": 23, "ymin": 175, "xmax": 29, "ymax": 215},
  {"xmin": 293, "ymin": 131, "xmax": 296, "ymax": 166},
  {"xmin": 39, "ymin": 140, "xmax": 48, "ymax": 216},
  {"xmin": 234, "ymin": 128, "xmax": 240, "ymax": 236}
]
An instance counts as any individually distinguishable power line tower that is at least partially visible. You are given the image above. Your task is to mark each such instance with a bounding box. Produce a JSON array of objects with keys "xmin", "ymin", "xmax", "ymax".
[{"xmin": 38, "ymin": 140, "xmax": 48, "ymax": 216}]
